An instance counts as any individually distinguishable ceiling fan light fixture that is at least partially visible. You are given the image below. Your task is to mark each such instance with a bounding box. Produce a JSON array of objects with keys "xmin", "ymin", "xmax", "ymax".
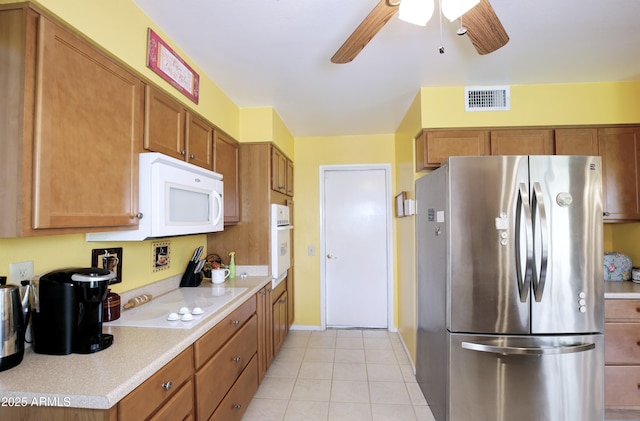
[
  {"xmin": 441, "ymin": 0, "xmax": 479, "ymax": 22},
  {"xmin": 398, "ymin": 0, "xmax": 435, "ymax": 26}
]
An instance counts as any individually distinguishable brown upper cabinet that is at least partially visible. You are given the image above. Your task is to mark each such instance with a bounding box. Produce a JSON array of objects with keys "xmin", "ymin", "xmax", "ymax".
[
  {"xmin": 415, "ymin": 130, "xmax": 489, "ymax": 171},
  {"xmin": 144, "ymin": 85, "xmax": 214, "ymax": 170},
  {"xmin": 0, "ymin": 5, "xmax": 143, "ymax": 237},
  {"xmin": 490, "ymin": 129, "xmax": 554, "ymax": 156},
  {"xmin": 555, "ymin": 128, "xmax": 599, "ymax": 155},
  {"xmin": 598, "ymin": 127, "xmax": 640, "ymax": 221},
  {"xmin": 214, "ymin": 131, "xmax": 240, "ymax": 225},
  {"xmin": 271, "ymin": 146, "xmax": 294, "ymax": 197}
]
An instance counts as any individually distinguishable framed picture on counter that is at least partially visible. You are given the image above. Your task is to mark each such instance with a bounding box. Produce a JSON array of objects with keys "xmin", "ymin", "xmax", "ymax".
[{"xmin": 152, "ymin": 241, "xmax": 171, "ymax": 272}]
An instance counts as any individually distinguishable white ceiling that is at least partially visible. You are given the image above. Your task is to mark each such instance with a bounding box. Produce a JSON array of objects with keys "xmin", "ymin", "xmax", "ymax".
[{"xmin": 133, "ymin": 0, "xmax": 640, "ymax": 137}]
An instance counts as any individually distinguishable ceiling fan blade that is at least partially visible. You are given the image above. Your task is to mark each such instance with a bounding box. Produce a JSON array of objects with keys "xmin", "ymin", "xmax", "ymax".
[
  {"xmin": 331, "ymin": 0, "xmax": 399, "ymax": 64},
  {"xmin": 463, "ymin": 0, "xmax": 509, "ymax": 55}
]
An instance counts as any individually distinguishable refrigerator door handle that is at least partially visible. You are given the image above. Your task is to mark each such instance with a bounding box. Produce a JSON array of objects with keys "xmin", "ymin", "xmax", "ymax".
[
  {"xmin": 461, "ymin": 341, "xmax": 595, "ymax": 356},
  {"xmin": 515, "ymin": 183, "xmax": 533, "ymax": 303},
  {"xmin": 531, "ymin": 182, "xmax": 549, "ymax": 302}
]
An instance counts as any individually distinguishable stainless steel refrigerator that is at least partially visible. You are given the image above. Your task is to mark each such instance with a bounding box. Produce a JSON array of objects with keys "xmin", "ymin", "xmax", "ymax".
[{"xmin": 415, "ymin": 155, "xmax": 604, "ymax": 421}]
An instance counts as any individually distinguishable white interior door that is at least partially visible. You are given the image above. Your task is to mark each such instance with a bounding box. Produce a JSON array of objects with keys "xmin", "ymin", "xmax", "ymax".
[{"xmin": 322, "ymin": 166, "xmax": 391, "ymax": 328}]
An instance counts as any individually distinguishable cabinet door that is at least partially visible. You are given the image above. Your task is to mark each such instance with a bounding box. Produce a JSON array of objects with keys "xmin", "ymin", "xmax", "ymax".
[
  {"xmin": 33, "ymin": 17, "xmax": 142, "ymax": 229},
  {"xmin": 417, "ymin": 130, "xmax": 490, "ymax": 170},
  {"xmin": 599, "ymin": 127, "xmax": 640, "ymax": 221},
  {"xmin": 271, "ymin": 147, "xmax": 287, "ymax": 194},
  {"xmin": 272, "ymin": 291, "xmax": 288, "ymax": 356},
  {"xmin": 286, "ymin": 159, "xmax": 294, "ymax": 197},
  {"xmin": 256, "ymin": 285, "xmax": 273, "ymax": 383},
  {"xmin": 214, "ymin": 131, "xmax": 240, "ymax": 224},
  {"xmin": 185, "ymin": 112, "xmax": 213, "ymax": 170},
  {"xmin": 144, "ymin": 85, "xmax": 185, "ymax": 160},
  {"xmin": 490, "ymin": 129, "xmax": 553, "ymax": 155},
  {"xmin": 555, "ymin": 128, "xmax": 599, "ymax": 155},
  {"xmin": 287, "ymin": 268, "xmax": 294, "ymax": 326}
]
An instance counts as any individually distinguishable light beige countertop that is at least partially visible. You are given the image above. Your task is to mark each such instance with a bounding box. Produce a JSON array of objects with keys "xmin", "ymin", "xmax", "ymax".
[
  {"xmin": 0, "ymin": 272, "xmax": 271, "ymax": 410},
  {"xmin": 604, "ymin": 280, "xmax": 640, "ymax": 299}
]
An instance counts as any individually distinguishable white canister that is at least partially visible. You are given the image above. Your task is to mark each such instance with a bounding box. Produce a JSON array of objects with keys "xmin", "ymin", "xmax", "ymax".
[{"xmin": 632, "ymin": 267, "xmax": 640, "ymax": 283}]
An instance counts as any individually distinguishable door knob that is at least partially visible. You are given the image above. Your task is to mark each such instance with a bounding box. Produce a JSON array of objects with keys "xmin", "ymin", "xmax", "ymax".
[{"xmin": 327, "ymin": 253, "xmax": 337, "ymax": 259}]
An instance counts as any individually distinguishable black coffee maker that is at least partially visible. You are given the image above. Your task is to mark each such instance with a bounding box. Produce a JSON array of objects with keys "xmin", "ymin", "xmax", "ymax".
[{"xmin": 31, "ymin": 268, "xmax": 115, "ymax": 355}]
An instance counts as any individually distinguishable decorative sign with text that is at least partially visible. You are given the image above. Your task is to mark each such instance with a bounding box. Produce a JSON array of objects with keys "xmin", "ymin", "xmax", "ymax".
[{"xmin": 147, "ymin": 28, "xmax": 200, "ymax": 104}]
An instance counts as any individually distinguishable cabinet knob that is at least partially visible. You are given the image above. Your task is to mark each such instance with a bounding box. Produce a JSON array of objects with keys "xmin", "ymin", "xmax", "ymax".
[
  {"xmin": 603, "ymin": 212, "xmax": 610, "ymax": 217},
  {"xmin": 260, "ymin": 290, "xmax": 266, "ymax": 296},
  {"xmin": 134, "ymin": 212, "xmax": 143, "ymax": 219},
  {"xmin": 161, "ymin": 381, "xmax": 173, "ymax": 391},
  {"xmin": 232, "ymin": 356, "xmax": 241, "ymax": 363},
  {"xmin": 278, "ymin": 185, "xmax": 285, "ymax": 189},
  {"xmin": 180, "ymin": 150, "xmax": 186, "ymax": 156},
  {"xmin": 189, "ymin": 154, "xmax": 195, "ymax": 159},
  {"xmin": 232, "ymin": 319, "xmax": 240, "ymax": 326},
  {"xmin": 280, "ymin": 299, "xmax": 287, "ymax": 304},
  {"xmin": 233, "ymin": 404, "xmax": 242, "ymax": 410}
]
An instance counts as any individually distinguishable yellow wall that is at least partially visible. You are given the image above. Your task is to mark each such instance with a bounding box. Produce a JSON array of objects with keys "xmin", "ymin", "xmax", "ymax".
[
  {"xmin": 293, "ymin": 134, "xmax": 395, "ymax": 326},
  {"xmin": 239, "ymin": 107, "xmax": 294, "ymax": 158},
  {"xmin": 394, "ymin": 93, "xmax": 423, "ymax": 360},
  {"xmin": 421, "ymin": 82, "xmax": 640, "ymax": 128}
]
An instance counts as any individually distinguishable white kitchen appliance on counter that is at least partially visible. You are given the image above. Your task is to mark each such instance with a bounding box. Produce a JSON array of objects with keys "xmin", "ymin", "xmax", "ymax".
[
  {"xmin": 271, "ymin": 204, "xmax": 292, "ymax": 287},
  {"xmin": 87, "ymin": 153, "xmax": 224, "ymax": 241}
]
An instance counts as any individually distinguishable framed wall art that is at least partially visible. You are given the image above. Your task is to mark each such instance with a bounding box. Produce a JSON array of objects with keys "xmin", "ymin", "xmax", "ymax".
[
  {"xmin": 147, "ymin": 28, "xmax": 200, "ymax": 104},
  {"xmin": 152, "ymin": 241, "xmax": 171, "ymax": 272},
  {"xmin": 91, "ymin": 247, "xmax": 123, "ymax": 283}
]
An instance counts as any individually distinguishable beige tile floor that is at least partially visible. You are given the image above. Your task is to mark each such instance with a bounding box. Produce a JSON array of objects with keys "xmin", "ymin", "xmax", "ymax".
[{"xmin": 242, "ymin": 329, "xmax": 437, "ymax": 421}]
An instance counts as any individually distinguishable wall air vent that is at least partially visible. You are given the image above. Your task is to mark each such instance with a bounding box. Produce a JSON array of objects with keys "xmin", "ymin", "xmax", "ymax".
[{"xmin": 465, "ymin": 86, "xmax": 510, "ymax": 112}]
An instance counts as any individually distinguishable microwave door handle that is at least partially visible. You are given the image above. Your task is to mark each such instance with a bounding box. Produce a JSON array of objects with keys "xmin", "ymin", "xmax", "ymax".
[
  {"xmin": 212, "ymin": 191, "xmax": 223, "ymax": 225},
  {"xmin": 515, "ymin": 183, "xmax": 533, "ymax": 303}
]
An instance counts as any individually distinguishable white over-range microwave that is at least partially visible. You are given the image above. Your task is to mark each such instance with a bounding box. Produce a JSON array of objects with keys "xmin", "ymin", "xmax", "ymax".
[{"xmin": 87, "ymin": 153, "xmax": 223, "ymax": 241}]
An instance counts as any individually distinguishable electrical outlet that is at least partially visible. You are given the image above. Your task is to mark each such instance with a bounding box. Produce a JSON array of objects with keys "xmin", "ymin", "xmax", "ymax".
[{"xmin": 10, "ymin": 260, "xmax": 34, "ymax": 284}]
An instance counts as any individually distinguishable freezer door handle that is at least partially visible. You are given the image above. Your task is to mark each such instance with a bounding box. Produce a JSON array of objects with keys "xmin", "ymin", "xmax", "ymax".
[
  {"xmin": 461, "ymin": 341, "xmax": 595, "ymax": 356},
  {"xmin": 531, "ymin": 182, "xmax": 549, "ymax": 302},
  {"xmin": 515, "ymin": 183, "xmax": 533, "ymax": 303}
]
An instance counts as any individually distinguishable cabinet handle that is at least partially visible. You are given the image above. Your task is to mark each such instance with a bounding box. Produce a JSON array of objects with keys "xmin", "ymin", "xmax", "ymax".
[
  {"xmin": 189, "ymin": 154, "xmax": 195, "ymax": 159},
  {"xmin": 280, "ymin": 299, "xmax": 287, "ymax": 304},
  {"xmin": 233, "ymin": 404, "xmax": 242, "ymax": 410},
  {"xmin": 180, "ymin": 150, "xmax": 186, "ymax": 156},
  {"xmin": 260, "ymin": 290, "xmax": 266, "ymax": 296},
  {"xmin": 162, "ymin": 381, "xmax": 173, "ymax": 391},
  {"xmin": 232, "ymin": 356, "xmax": 241, "ymax": 363},
  {"xmin": 134, "ymin": 212, "xmax": 143, "ymax": 219},
  {"xmin": 278, "ymin": 185, "xmax": 285, "ymax": 189},
  {"xmin": 603, "ymin": 212, "xmax": 610, "ymax": 217},
  {"xmin": 232, "ymin": 319, "xmax": 240, "ymax": 326}
]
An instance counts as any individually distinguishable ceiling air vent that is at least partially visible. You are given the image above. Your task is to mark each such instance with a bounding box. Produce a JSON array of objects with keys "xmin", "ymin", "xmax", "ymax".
[{"xmin": 465, "ymin": 86, "xmax": 510, "ymax": 112}]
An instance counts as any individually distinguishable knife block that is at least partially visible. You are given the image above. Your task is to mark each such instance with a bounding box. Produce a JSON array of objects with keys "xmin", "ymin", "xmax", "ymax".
[{"xmin": 179, "ymin": 261, "xmax": 202, "ymax": 287}]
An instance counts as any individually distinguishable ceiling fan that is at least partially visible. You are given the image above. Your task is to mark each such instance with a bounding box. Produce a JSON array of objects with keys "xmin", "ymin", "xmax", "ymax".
[{"xmin": 331, "ymin": 0, "xmax": 509, "ymax": 64}]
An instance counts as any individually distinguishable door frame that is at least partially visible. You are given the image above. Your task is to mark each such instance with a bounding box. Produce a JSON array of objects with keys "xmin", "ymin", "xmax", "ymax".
[{"xmin": 319, "ymin": 164, "xmax": 395, "ymax": 331}]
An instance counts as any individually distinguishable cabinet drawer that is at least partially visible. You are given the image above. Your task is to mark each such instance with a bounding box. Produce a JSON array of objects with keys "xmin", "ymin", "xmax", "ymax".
[
  {"xmin": 195, "ymin": 315, "xmax": 257, "ymax": 421},
  {"xmin": 606, "ymin": 300, "xmax": 640, "ymax": 322},
  {"xmin": 119, "ymin": 347, "xmax": 194, "ymax": 421},
  {"xmin": 149, "ymin": 380, "xmax": 194, "ymax": 421},
  {"xmin": 605, "ymin": 323, "xmax": 640, "ymax": 364},
  {"xmin": 606, "ymin": 366, "xmax": 640, "ymax": 407},
  {"xmin": 209, "ymin": 355, "xmax": 258, "ymax": 421},
  {"xmin": 194, "ymin": 296, "xmax": 256, "ymax": 368}
]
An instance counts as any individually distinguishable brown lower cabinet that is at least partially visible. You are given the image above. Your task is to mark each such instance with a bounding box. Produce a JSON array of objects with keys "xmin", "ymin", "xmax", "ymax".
[{"xmin": 604, "ymin": 299, "xmax": 640, "ymax": 416}]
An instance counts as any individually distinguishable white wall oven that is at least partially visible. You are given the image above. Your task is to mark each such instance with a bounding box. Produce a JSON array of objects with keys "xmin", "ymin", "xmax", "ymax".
[{"xmin": 271, "ymin": 204, "xmax": 292, "ymax": 287}]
